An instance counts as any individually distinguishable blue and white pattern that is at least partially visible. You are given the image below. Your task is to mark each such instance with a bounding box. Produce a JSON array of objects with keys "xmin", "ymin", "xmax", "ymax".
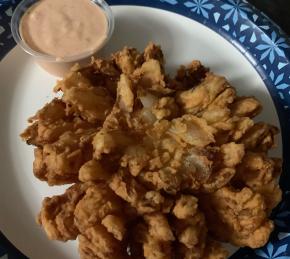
[
  {"xmin": 221, "ymin": 0, "xmax": 252, "ymax": 24},
  {"xmin": 1, "ymin": 0, "xmax": 290, "ymax": 258},
  {"xmin": 184, "ymin": 0, "xmax": 214, "ymax": 19},
  {"xmin": 256, "ymin": 242, "xmax": 288, "ymax": 259},
  {"xmin": 256, "ymin": 32, "xmax": 290, "ymax": 64},
  {"xmin": 255, "ymin": 231, "xmax": 290, "ymax": 259}
]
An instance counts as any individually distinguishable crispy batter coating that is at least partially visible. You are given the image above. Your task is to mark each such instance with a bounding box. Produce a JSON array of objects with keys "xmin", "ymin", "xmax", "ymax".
[
  {"xmin": 231, "ymin": 96, "xmax": 262, "ymax": 118},
  {"xmin": 63, "ymin": 86, "xmax": 113, "ymax": 123},
  {"xmin": 144, "ymin": 42, "xmax": 164, "ymax": 65},
  {"xmin": 144, "ymin": 213, "xmax": 175, "ymax": 242},
  {"xmin": 220, "ymin": 142, "xmax": 245, "ymax": 168},
  {"xmin": 117, "ymin": 74, "xmax": 135, "ymax": 113},
  {"xmin": 74, "ymin": 183, "xmax": 123, "ymax": 233},
  {"xmin": 173, "ymin": 195, "xmax": 198, "ymax": 219},
  {"xmin": 143, "ymin": 238, "xmax": 172, "ymax": 259},
  {"xmin": 174, "ymin": 211, "xmax": 207, "ymax": 249},
  {"xmin": 233, "ymin": 152, "xmax": 282, "ymax": 212},
  {"xmin": 78, "ymin": 225, "xmax": 127, "ymax": 259},
  {"xmin": 21, "ymin": 43, "xmax": 282, "ymax": 259},
  {"xmin": 21, "ymin": 99, "xmax": 94, "ymax": 146},
  {"xmin": 113, "ymin": 47, "xmax": 143, "ymax": 75},
  {"xmin": 173, "ymin": 60, "xmax": 208, "ymax": 90},
  {"xmin": 109, "ymin": 169, "xmax": 146, "ymax": 206},
  {"xmin": 177, "ymin": 73, "xmax": 229, "ymax": 114},
  {"xmin": 54, "ymin": 58, "xmax": 121, "ymax": 95},
  {"xmin": 201, "ymin": 87, "xmax": 236, "ymax": 127},
  {"xmin": 101, "ymin": 214, "xmax": 126, "ymax": 241},
  {"xmin": 199, "ymin": 143, "xmax": 244, "ymax": 193},
  {"xmin": 79, "ymin": 159, "xmax": 110, "ymax": 182},
  {"xmin": 137, "ymin": 190, "xmax": 173, "ymax": 214},
  {"xmin": 203, "ymin": 239, "xmax": 229, "ymax": 259},
  {"xmin": 239, "ymin": 122, "xmax": 279, "ymax": 152},
  {"xmin": 121, "ymin": 145, "xmax": 150, "ymax": 176},
  {"xmin": 201, "ymin": 186, "xmax": 274, "ymax": 248},
  {"xmin": 152, "ymin": 97, "xmax": 180, "ymax": 120},
  {"xmin": 168, "ymin": 115, "xmax": 215, "ymax": 147},
  {"xmin": 33, "ymin": 129, "xmax": 95, "ymax": 185},
  {"xmin": 38, "ymin": 183, "xmax": 91, "ymax": 241},
  {"xmin": 134, "ymin": 59, "xmax": 169, "ymax": 93}
]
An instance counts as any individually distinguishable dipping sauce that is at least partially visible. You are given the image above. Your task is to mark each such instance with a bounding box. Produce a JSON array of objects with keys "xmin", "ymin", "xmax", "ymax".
[{"xmin": 20, "ymin": 0, "xmax": 108, "ymax": 59}]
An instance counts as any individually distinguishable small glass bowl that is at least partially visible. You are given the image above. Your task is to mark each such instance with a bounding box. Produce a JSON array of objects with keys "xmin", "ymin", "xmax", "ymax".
[{"xmin": 11, "ymin": 0, "xmax": 114, "ymax": 77}]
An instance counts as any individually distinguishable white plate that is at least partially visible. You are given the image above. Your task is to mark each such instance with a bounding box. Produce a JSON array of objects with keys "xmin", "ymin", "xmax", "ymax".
[{"xmin": 0, "ymin": 6, "xmax": 282, "ymax": 259}]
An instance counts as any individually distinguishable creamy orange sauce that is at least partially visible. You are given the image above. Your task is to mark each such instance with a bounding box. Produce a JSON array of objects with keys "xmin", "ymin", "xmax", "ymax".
[{"xmin": 20, "ymin": 0, "xmax": 108, "ymax": 58}]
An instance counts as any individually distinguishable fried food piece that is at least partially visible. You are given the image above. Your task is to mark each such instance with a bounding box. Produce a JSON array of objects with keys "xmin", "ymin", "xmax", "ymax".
[
  {"xmin": 152, "ymin": 97, "xmax": 180, "ymax": 120},
  {"xmin": 201, "ymin": 186, "xmax": 273, "ymax": 248},
  {"xmin": 21, "ymin": 43, "xmax": 282, "ymax": 259},
  {"xmin": 214, "ymin": 116, "xmax": 255, "ymax": 145},
  {"xmin": 54, "ymin": 66, "xmax": 94, "ymax": 92},
  {"xmin": 231, "ymin": 96, "xmax": 262, "ymax": 118},
  {"xmin": 175, "ymin": 215, "xmax": 207, "ymax": 258},
  {"xmin": 201, "ymin": 87, "xmax": 236, "ymax": 130},
  {"xmin": 174, "ymin": 212, "xmax": 207, "ymax": 249},
  {"xmin": 120, "ymin": 145, "xmax": 150, "ymax": 176},
  {"xmin": 79, "ymin": 59, "xmax": 121, "ymax": 96},
  {"xmin": 219, "ymin": 142, "xmax": 245, "ymax": 168},
  {"xmin": 21, "ymin": 99, "xmax": 68, "ymax": 145},
  {"xmin": 144, "ymin": 213, "xmax": 174, "ymax": 242},
  {"xmin": 200, "ymin": 143, "xmax": 244, "ymax": 193},
  {"xmin": 132, "ymin": 221, "xmax": 172, "ymax": 259},
  {"xmin": 234, "ymin": 152, "xmax": 282, "ymax": 212},
  {"xmin": 172, "ymin": 195, "xmax": 198, "ymax": 219},
  {"xmin": 92, "ymin": 129, "xmax": 116, "ymax": 158},
  {"xmin": 203, "ymin": 239, "xmax": 228, "ymax": 259},
  {"xmin": 177, "ymin": 244, "xmax": 204, "ymax": 259},
  {"xmin": 201, "ymin": 167, "xmax": 236, "ymax": 193},
  {"xmin": 229, "ymin": 117, "xmax": 254, "ymax": 140},
  {"xmin": 136, "ymin": 191, "xmax": 173, "ymax": 214},
  {"xmin": 78, "ymin": 225, "xmax": 127, "ymax": 259},
  {"xmin": 22, "ymin": 117, "xmax": 93, "ymax": 147},
  {"xmin": 74, "ymin": 183, "xmax": 123, "ymax": 232},
  {"xmin": 33, "ymin": 130, "xmax": 94, "ymax": 185},
  {"xmin": 109, "ymin": 170, "xmax": 146, "ymax": 205},
  {"xmin": 172, "ymin": 195, "xmax": 207, "ymax": 256},
  {"xmin": 139, "ymin": 167, "xmax": 182, "ymax": 195},
  {"xmin": 168, "ymin": 115, "xmax": 215, "ymax": 147},
  {"xmin": 38, "ymin": 183, "xmax": 91, "ymax": 241},
  {"xmin": 176, "ymin": 73, "xmax": 229, "ymax": 114},
  {"xmin": 30, "ymin": 98, "xmax": 66, "ymax": 123},
  {"xmin": 110, "ymin": 171, "xmax": 174, "ymax": 214},
  {"xmin": 173, "ymin": 60, "xmax": 208, "ymax": 90},
  {"xmin": 134, "ymin": 59, "xmax": 168, "ymax": 92},
  {"xmin": 117, "ymin": 74, "xmax": 135, "ymax": 113},
  {"xmin": 239, "ymin": 122, "xmax": 279, "ymax": 152},
  {"xmin": 101, "ymin": 214, "xmax": 126, "ymax": 241},
  {"xmin": 206, "ymin": 87, "xmax": 236, "ymax": 110},
  {"xmin": 79, "ymin": 159, "xmax": 110, "ymax": 182},
  {"xmin": 92, "ymin": 129, "xmax": 134, "ymax": 159},
  {"xmin": 55, "ymin": 58, "xmax": 120, "ymax": 95},
  {"xmin": 143, "ymin": 42, "xmax": 164, "ymax": 65},
  {"xmin": 91, "ymin": 58, "xmax": 120, "ymax": 79},
  {"xmin": 113, "ymin": 47, "xmax": 143, "ymax": 75},
  {"xmin": 143, "ymin": 238, "xmax": 172, "ymax": 259},
  {"xmin": 63, "ymin": 86, "xmax": 113, "ymax": 123},
  {"xmin": 179, "ymin": 148, "xmax": 212, "ymax": 190}
]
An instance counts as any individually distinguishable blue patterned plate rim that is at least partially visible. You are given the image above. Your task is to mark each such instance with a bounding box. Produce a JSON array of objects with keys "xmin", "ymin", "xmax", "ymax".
[{"xmin": 1, "ymin": 0, "xmax": 290, "ymax": 258}]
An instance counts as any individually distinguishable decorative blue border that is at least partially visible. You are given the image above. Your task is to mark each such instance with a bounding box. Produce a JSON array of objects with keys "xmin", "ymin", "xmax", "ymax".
[{"xmin": 1, "ymin": 0, "xmax": 290, "ymax": 258}]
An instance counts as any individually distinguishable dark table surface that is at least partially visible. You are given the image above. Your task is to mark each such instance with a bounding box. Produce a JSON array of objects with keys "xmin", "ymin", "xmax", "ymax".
[{"xmin": 248, "ymin": 0, "xmax": 290, "ymax": 35}]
